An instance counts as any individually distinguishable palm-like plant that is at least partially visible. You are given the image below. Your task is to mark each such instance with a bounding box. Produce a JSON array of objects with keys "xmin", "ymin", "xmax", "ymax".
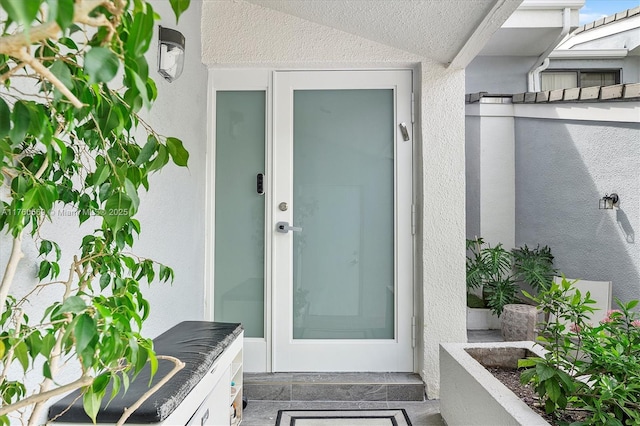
[
  {"xmin": 512, "ymin": 244, "xmax": 556, "ymax": 292},
  {"xmin": 466, "ymin": 238, "xmax": 556, "ymax": 317},
  {"xmin": 466, "ymin": 237, "xmax": 518, "ymax": 316}
]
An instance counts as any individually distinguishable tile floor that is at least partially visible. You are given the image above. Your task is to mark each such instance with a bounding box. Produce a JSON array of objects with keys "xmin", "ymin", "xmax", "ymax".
[
  {"xmin": 242, "ymin": 329, "xmax": 502, "ymax": 425},
  {"xmin": 241, "ymin": 399, "xmax": 444, "ymax": 426}
]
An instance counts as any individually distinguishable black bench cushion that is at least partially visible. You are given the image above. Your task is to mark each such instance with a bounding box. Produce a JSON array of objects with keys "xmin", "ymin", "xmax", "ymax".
[{"xmin": 48, "ymin": 321, "xmax": 242, "ymax": 423}]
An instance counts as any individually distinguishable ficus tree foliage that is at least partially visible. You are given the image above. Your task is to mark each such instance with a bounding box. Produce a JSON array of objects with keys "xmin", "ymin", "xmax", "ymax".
[{"xmin": 0, "ymin": 0, "xmax": 190, "ymax": 424}]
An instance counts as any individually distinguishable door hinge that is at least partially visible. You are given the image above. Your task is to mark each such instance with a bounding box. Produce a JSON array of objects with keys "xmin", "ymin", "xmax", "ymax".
[
  {"xmin": 411, "ymin": 92, "xmax": 415, "ymax": 124},
  {"xmin": 411, "ymin": 316, "xmax": 416, "ymax": 348},
  {"xmin": 411, "ymin": 204, "xmax": 416, "ymax": 235}
]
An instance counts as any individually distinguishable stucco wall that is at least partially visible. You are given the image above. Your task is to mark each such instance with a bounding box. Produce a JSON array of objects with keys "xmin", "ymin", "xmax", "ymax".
[
  {"xmin": 466, "ymin": 116, "xmax": 481, "ymax": 239},
  {"xmin": 547, "ymin": 57, "xmax": 640, "ymax": 84},
  {"xmin": 201, "ymin": 0, "xmax": 467, "ymax": 398},
  {"xmin": 515, "ymin": 117, "xmax": 640, "ymax": 305},
  {"xmin": 0, "ymin": 1, "xmax": 208, "ymax": 421},
  {"xmin": 132, "ymin": 1, "xmax": 209, "ymax": 336},
  {"xmin": 466, "ymin": 55, "xmax": 537, "ymax": 94},
  {"xmin": 0, "ymin": 3, "xmax": 208, "ymax": 341}
]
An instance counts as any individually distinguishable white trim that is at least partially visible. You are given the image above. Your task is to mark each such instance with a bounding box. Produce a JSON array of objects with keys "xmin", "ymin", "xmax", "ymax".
[
  {"xmin": 206, "ymin": 69, "xmax": 272, "ymax": 372},
  {"xmin": 466, "ymin": 101, "xmax": 640, "ymax": 123},
  {"xmin": 449, "ymin": 0, "xmax": 519, "ymax": 69},
  {"xmin": 518, "ymin": 0, "xmax": 584, "ymax": 9},
  {"xmin": 272, "ymin": 70, "xmax": 414, "ymax": 372},
  {"xmin": 549, "ymin": 48, "xmax": 629, "ymax": 59},
  {"xmin": 559, "ymin": 15, "xmax": 640, "ymax": 50}
]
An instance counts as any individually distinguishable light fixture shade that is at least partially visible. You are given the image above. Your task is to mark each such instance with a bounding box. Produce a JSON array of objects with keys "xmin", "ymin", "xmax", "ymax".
[
  {"xmin": 599, "ymin": 193, "xmax": 619, "ymax": 210},
  {"xmin": 158, "ymin": 26, "xmax": 185, "ymax": 82}
]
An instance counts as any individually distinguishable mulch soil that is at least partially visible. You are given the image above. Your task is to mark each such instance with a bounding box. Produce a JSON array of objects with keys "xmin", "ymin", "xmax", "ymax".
[{"xmin": 487, "ymin": 367, "xmax": 589, "ymax": 425}]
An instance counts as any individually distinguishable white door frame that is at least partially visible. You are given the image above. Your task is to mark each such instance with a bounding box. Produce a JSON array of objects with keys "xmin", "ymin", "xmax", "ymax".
[{"xmin": 205, "ymin": 68, "xmax": 415, "ymax": 372}]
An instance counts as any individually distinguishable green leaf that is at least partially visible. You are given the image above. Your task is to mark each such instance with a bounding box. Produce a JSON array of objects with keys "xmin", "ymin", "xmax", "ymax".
[
  {"xmin": 103, "ymin": 192, "xmax": 133, "ymax": 231},
  {"xmin": 74, "ymin": 313, "xmax": 97, "ymax": 354},
  {"xmin": 169, "ymin": 0, "xmax": 190, "ymax": 23},
  {"xmin": 545, "ymin": 379, "xmax": 562, "ymax": 403},
  {"xmin": 0, "ymin": 98, "xmax": 9, "ymax": 138},
  {"xmin": 38, "ymin": 261, "xmax": 52, "ymax": 280},
  {"xmin": 99, "ymin": 274, "xmax": 110, "ymax": 291},
  {"xmin": 50, "ymin": 60, "xmax": 74, "ymax": 92},
  {"xmin": 43, "ymin": 361, "xmax": 52, "ymax": 379},
  {"xmin": 92, "ymin": 373, "xmax": 110, "ymax": 394},
  {"xmin": 148, "ymin": 144, "xmax": 169, "ymax": 172},
  {"xmin": 536, "ymin": 363, "xmax": 557, "ymax": 381},
  {"xmin": 48, "ymin": 0, "xmax": 75, "ymax": 30},
  {"xmin": 39, "ymin": 240, "xmax": 53, "ymax": 257},
  {"xmin": 517, "ymin": 358, "xmax": 537, "ymax": 368},
  {"xmin": 60, "ymin": 296, "xmax": 87, "ymax": 314},
  {"xmin": 82, "ymin": 389, "xmax": 101, "ymax": 424},
  {"xmin": 22, "ymin": 187, "xmax": 38, "ymax": 212},
  {"xmin": 124, "ymin": 179, "xmax": 140, "ymax": 215},
  {"xmin": 0, "ymin": 0, "xmax": 41, "ymax": 27},
  {"xmin": 135, "ymin": 136, "xmax": 157, "ymax": 166},
  {"xmin": 93, "ymin": 164, "xmax": 111, "ymax": 187},
  {"xmin": 14, "ymin": 341, "xmax": 29, "ymax": 372},
  {"xmin": 10, "ymin": 101, "xmax": 30, "ymax": 144},
  {"xmin": 84, "ymin": 47, "xmax": 120, "ymax": 84},
  {"xmin": 126, "ymin": 7, "xmax": 155, "ymax": 58},
  {"xmin": 166, "ymin": 137, "xmax": 189, "ymax": 167},
  {"xmin": 96, "ymin": 103, "xmax": 122, "ymax": 137},
  {"xmin": 41, "ymin": 333, "xmax": 56, "ymax": 357}
]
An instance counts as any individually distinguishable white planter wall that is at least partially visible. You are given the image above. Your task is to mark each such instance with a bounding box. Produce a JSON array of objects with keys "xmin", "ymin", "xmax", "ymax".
[{"xmin": 440, "ymin": 341, "xmax": 550, "ymax": 426}]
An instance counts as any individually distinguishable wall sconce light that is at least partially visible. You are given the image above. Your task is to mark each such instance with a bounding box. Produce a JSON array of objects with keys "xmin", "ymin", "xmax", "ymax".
[
  {"xmin": 599, "ymin": 193, "xmax": 619, "ymax": 210},
  {"xmin": 158, "ymin": 26, "xmax": 185, "ymax": 82}
]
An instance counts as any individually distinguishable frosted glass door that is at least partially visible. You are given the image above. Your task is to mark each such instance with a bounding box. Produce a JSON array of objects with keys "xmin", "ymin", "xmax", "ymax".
[
  {"xmin": 292, "ymin": 90, "xmax": 394, "ymax": 340},
  {"xmin": 273, "ymin": 71, "xmax": 413, "ymax": 372},
  {"xmin": 214, "ymin": 91, "xmax": 265, "ymax": 338}
]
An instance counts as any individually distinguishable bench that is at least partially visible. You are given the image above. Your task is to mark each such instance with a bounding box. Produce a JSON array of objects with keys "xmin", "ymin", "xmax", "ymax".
[{"xmin": 48, "ymin": 321, "xmax": 244, "ymax": 425}]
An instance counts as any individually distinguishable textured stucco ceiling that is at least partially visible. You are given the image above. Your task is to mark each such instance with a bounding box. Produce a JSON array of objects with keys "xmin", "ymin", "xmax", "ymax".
[{"xmin": 245, "ymin": 0, "xmax": 514, "ymax": 64}]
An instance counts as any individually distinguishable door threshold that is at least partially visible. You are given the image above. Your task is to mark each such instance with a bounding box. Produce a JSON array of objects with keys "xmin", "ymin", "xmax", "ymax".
[{"xmin": 244, "ymin": 372, "xmax": 425, "ymax": 401}]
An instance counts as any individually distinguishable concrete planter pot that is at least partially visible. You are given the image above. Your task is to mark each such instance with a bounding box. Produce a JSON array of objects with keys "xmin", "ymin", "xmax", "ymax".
[
  {"xmin": 466, "ymin": 307, "xmax": 501, "ymax": 330},
  {"xmin": 440, "ymin": 341, "xmax": 550, "ymax": 426}
]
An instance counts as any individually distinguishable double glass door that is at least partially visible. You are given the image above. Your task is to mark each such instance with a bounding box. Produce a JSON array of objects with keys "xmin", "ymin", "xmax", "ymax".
[{"xmin": 214, "ymin": 70, "xmax": 413, "ymax": 371}]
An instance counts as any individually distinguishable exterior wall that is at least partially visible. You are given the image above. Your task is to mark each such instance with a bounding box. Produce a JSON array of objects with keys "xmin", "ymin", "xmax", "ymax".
[
  {"xmin": 0, "ymin": 1, "xmax": 208, "ymax": 421},
  {"xmin": 466, "ymin": 56, "xmax": 537, "ymax": 94},
  {"xmin": 466, "ymin": 103, "xmax": 517, "ymax": 249},
  {"xmin": 466, "ymin": 116, "xmax": 481, "ymax": 239},
  {"xmin": 0, "ymin": 2, "xmax": 208, "ymax": 337},
  {"xmin": 547, "ymin": 57, "xmax": 640, "ymax": 84},
  {"xmin": 201, "ymin": 0, "xmax": 467, "ymax": 398},
  {"xmin": 515, "ymin": 113, "xmax": 640, "ymax": 305},
  {"xmin": 131, "ymin": 1, "xmax": 209, "ymax": 336}
]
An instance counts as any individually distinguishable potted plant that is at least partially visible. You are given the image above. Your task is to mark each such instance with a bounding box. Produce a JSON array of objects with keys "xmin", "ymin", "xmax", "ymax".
[
  {"xmin": 0, "ymin": 0, "xmax": 190, "ymax": 424},
  {"xmin": 512, "ymin": 244, "xmax": 555, "ymax": 293},
  {"xmin": 466, "ymin": 237, "xmax": 518, "ymax": 329},
  {"xmin": 466, "ymin": 237, "xmax": 556, "ymax": 331}
]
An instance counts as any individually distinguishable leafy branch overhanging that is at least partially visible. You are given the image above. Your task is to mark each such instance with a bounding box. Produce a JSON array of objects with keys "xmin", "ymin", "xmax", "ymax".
[{"xmin": 0, "ymin": 0, "xmax": 190, "ymax": 424}]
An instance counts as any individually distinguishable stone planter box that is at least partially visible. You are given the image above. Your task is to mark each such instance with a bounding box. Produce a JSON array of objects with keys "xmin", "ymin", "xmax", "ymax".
[
  {"xmin": 466, "ymin": 307, "xmax": 501, "ymax": 330},
  {"xmin": 440, "ymin": 341, "xmax": 550, "ymax": 426}
]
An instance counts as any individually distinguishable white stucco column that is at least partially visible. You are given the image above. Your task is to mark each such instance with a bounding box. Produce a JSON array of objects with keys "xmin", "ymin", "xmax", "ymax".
[
  {"xmin": 466, "ymin": 101, "xmax": 516, "ymax": 249},
  {"xmin": 419, "ymin": 65, "xmax": 468, "ymax": 399}
]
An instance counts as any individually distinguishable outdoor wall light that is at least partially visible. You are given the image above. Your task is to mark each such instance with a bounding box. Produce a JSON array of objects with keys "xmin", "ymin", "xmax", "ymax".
[
  {"xmin": 158, "ymin": 26, "xmax": 185, "ymax": 82},
  {"xmin": 599, "ymin": 193, "xmax": 619, "ymax": 210}
]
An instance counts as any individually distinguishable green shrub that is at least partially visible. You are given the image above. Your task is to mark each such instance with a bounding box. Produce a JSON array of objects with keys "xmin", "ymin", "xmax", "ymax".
[{"xmin": 519, "ymin": 277, "xmax": 640, "ymax": 425}]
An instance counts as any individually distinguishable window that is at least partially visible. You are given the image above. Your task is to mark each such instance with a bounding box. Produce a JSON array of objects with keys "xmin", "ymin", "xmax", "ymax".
[{"xmin": 541, "ymin": 69, "xmax": 620, "ymax": 91}]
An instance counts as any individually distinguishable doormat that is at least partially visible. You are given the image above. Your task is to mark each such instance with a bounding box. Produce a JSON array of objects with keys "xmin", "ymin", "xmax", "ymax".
[{"xmin": 275, "ymin": 409, "xmax": 412, "ymax": 426}]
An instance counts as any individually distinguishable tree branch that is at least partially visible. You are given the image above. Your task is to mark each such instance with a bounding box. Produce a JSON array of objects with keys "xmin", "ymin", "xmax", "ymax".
[
  {"xmin": 0, "ymin": 374, "xmax": 93, "ymax": 416},
  {"xmin": 0, "ymin": 235, "xmax": 24, "ymax": 313},
  {"xmin": 115, "ymin": 356, "xmax": 185, "ymax": 426},
  {"xmin": 14, "ymin": 48, "xmax": 83, "ymax": 108}
]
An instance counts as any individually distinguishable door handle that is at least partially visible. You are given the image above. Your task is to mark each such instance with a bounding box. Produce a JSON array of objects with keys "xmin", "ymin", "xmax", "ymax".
[{"xmin": 276, "ymin": 221, "xmax": 302, "ymax": 233}]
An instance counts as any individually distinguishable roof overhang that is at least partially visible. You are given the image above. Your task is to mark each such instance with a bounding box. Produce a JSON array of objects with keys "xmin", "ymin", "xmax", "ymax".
[
  {"xmin": 244, "ymin": 0, "xmax": 524, "ymax": 68},
  {"xmin": 479, "ymin": 0, "xmax": 585, "ymax": 56}
]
